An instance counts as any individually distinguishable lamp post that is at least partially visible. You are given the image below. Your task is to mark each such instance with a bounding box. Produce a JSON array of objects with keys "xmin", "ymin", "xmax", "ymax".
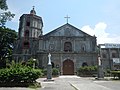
[{"xmin": 33, "ymin": 59, "xmax": 36, "ymax": 69}]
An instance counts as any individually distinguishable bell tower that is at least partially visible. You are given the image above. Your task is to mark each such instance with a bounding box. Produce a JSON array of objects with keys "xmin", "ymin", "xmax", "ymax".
[
  {"xmin": 18, "ymin": 7, "xmax": 43, "ymax": 39},
  {"xmin": 14, "ymin": 7, "xmax": 43, "ymax": 61}
]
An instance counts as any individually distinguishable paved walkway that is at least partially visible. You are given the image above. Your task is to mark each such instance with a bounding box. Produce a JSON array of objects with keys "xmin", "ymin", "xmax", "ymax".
[
  {"xmin": 37, "ymin": 76, "xmax": 78, "ymax": 90},
  {"xmin": 0, "ymin": 76, "xmax": 120, "ymax": 90},
  {"xmin": 37, "ymin": 76, "xmax": 120, "ymax": 90}
]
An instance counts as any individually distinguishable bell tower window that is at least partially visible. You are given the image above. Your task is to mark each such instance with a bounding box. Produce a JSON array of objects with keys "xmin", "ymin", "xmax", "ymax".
[
  {"xmin": 64, "ymin": 42, "xmax": 72, "ymax": 52},
  {"xmin": 26, "ymin": 21, "xmax": 30, "ymax": 26},
  {"xmin": 23, "ymin": 41, "xmax": 29, "ymax": 49},
  {"xmin": 24, "ymin": 30, "xmax": 29, "ymax": 37}
]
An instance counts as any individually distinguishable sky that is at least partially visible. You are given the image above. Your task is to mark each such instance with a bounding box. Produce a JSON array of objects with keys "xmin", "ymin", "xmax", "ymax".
[{"xmin": 5, "ymin": 0, "xmax": 120, "ymax": 44}]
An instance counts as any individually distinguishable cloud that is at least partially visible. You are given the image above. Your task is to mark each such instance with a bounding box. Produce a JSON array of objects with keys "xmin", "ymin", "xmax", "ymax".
[{"xmin": 81, "ymin": 22, "xmax": 120, "ymax": 44}]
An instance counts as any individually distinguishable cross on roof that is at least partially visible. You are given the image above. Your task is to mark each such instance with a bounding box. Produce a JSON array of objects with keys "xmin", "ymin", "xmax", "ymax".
[
  {"xmin": 33, "ymin": 6, "xmax": 35, "ymax": 9},
  {"xmin": 64, "ymin": 15, "xmax": 70, "ymax": 23}
]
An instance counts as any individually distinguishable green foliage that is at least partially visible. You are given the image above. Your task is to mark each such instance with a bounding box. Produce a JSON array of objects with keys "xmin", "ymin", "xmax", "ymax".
[
  {"xmin": 0, "ymin": 0, "xmax": 15, "ymax": 26},
  {"xmin": 0, "ymin": 11, "xmax": 15, "ymax": 26},
  {"xmin": 42, "ymin": 69, "xmax": 47, "ymax": 76},
  {"xmin": 42, "ymin": 68, "xmax": 59, "ymax": 76},
  {"xmin": 0, "ymin": 62, "xmax": 43, "ymax": 85},
  {"xmin": 26, "ymin": 58, "xmax": 36, "ymax": 68},
  {"xmin": 78, "ymin": 66, "xmax": 97, "ymax": 72},
  {"xmin": 110, "ymin": 70, "xmax": 120, "ymax": 79},
  {"xmin": 106, "ymin": 69, "xmax": 111, "ymax": 74},
  {"xmin": 77, "ymin": 66, "xmax": 97, "ymax": 76},
  {"xmin": 0, "ymin": 0, "xmax": 8, "ymax": 10},
  {"xmin": 104, "ymin": 69, "xmax": 111, "ymax": 77},
  {"xmin": 0, "ymin": 27, "xmax": 17, "ymax": 68},
  {"xmin": 52, "ymin": 68, "xmax": 59, "ymax": 76}
]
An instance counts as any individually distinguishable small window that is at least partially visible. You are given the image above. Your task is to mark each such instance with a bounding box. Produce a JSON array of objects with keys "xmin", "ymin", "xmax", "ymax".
[
  {"xmin": 82, "ymin": 47, "xmax": 85, "ymax": 51},
  {"xmin": 26, "ymin": 21, "xmax": 30, "ymax": 26},
  {"xmin": 81, "ymin": 45, "xmax": 86, "ymax": 52},
  {"xmin": 64, "ymin": 42, "xmax": 72, "ymax": 52},
  {"xmin": 112, "ymin": 53, "xmax": 116, "ymax": 58},
  {"xmin": 23, "ymin": 41, "xmax": 29, "ymax": 48},
  {"xmin": 24, "ymin": 30, "xmax": 29, "ymax": 37}
]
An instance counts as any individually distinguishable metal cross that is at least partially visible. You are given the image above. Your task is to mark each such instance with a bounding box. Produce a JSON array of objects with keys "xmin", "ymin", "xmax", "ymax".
[
  {"xmin": 33, "ymin": 6, "xmax": 35, "ymax": 9},
  {"xmin": 64, "ymin": 15, "xmax": 70, "ymax": 23}
]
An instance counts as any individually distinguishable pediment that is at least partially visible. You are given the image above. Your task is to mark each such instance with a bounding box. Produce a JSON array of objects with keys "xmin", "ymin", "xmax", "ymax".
[{"xmin": 44, "ymin": 23, "xmax": 92, "ymax": 37}]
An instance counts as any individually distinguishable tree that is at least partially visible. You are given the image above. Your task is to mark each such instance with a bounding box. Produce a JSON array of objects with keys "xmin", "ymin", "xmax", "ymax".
[
  {"xmin": 0, "ymin": 27, "xmax": 17, "ymax": 68},
  {"xmin": 0, "ymin": 0, "xmax": 15, "ymax": 26},
  {"xmin": 0, "ymin": 0, "xmax": 16, "ymax": 68}
]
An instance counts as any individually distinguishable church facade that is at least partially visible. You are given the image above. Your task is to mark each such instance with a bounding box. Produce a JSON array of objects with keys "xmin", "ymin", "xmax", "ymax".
[{"xmin": 13, "ymin": 8, "xmax": 98, "ymax": 75}]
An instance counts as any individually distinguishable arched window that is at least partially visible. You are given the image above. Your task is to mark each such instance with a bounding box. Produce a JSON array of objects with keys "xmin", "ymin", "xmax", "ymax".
[
  {"xmin": 82, "ymin": 62, "xmax": 88, "ymax": 67},
  {"xmin": 64, "ymin": 42, "xmax": 72, "ymax": 52},
  {"xmin": 81, "ymin": 45, "xmax": 86, "ymax": 52}
]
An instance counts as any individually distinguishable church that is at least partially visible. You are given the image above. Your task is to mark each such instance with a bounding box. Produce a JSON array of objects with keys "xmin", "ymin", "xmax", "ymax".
[{"xmin": 13, "ymin": 8, "xmax": 98, "ymax": 75}]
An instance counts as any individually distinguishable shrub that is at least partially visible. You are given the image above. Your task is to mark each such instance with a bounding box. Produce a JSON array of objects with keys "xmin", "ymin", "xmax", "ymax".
[
  {"xmin": 77, "ymin": 66, "xmax": 97, "ymax": 76},
  {"xmin": 110, "ymin": 70, "xmax": 120, "ymax": 79},
  {"xmin": 42, "ymin": 68, "xmax": 59, "ymax": 77},
  {"xmin": 52, "ymin": 68, "xmax": 59, "ymax": 76},
  {"xmin": 42, "ymin": 69, "xmax": 47, "ymax": 76},
  {"xmin": 26, "ymin": 58, "xmax": 36, "ymax": 68},
  {"xmin": 104, "ymin": 69, "xmax": 111, "ymax": 77},
  {"xmin": 0, "ymin": 63, "xmax": 43, "ymax": 85}
]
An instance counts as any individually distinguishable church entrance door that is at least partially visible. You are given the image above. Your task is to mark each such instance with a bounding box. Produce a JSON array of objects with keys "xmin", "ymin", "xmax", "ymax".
[{"xmin": 63, "ymin": 59, "xmax": 74, "ymax": 75}]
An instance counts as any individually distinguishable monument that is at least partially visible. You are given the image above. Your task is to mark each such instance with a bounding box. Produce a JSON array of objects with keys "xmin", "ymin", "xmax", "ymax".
[
  {"xmin": 46, "ymin": 53, "xmax": 53, "ymax": 81},
  {"xmin": 97, "ymin": 55, "xmax": 104, "ymax": 79}
]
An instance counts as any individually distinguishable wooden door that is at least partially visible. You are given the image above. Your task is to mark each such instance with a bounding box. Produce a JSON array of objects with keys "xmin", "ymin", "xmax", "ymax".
[{"xmin": 63, "ymin": 59, "xmax": 74, "ymax": 75}]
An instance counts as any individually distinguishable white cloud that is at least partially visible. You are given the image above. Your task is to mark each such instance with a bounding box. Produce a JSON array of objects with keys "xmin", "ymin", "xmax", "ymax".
[{"xmin": 81, "ymin": 22, "xmax": 120, "ymax": 44}]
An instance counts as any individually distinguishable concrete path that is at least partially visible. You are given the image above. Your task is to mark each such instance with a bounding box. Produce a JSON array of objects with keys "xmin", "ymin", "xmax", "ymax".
[
  {"xmin": 37, "ymin": 76, "xmax": 120, "ymax": 90},
  {"xmin": 0, "ymin": 76, "xmax": 120, "ymax": 90},
  {"xmin": 37, "ymin": 76, "xmax": 76, "ymax": 90}
]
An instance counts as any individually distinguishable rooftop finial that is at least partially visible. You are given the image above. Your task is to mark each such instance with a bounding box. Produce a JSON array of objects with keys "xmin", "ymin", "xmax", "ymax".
[
  {"xmin": 30, "ymin": 6, "xmax": 36, "ymax": 15},
  {"xmin": 64, "ymin": 15, "xmax": 70, "ymax": 23},
  {"xmin": 33, "ymin": 6, "xmax": 35, "ymax": 10}
]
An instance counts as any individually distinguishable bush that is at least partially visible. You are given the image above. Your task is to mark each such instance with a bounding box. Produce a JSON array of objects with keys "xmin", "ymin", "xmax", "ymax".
[
  {"xmin": 110, "ymin": 70, "xmax": 120, "ymax": 79},
  {"xmin": 42, "ymin": 69, "xmax": 47, "ymax": 76},
  {"xmin": 0, "ymin": 63, "xmax": 43, "ymax": 86},
  {"xmin": 26, "ymin": 58, "xmax": 36, "ymax": 68},
  {"xmin": 104, "ymin": 69, "xmax": 111, "ymax": 77},
  {"xmin": 42, "ymin": 68, "xmax": 59, "ymax": 77},
  {"xmin": 52, "ymin": 68, "xmax": 59, "ymax": 76},
  {"xmin": 77, "ymin": 66, "xmax": 97, "ymax": 77}
]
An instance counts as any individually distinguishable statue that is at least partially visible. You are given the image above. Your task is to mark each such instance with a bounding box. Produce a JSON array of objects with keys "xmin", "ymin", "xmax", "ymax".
[
  {"xmin": 47, "ymin": 53, "xmax": 52, "ymax": 80},
  {"xmin": 48, "ymin": 53, "xmax": 52, "ymax": 65}
]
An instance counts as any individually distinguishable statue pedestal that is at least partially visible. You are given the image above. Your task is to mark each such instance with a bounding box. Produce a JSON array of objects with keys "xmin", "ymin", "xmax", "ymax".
[
  {"xmin": 44, "ymin": 64, "xmax": 54, "ymax": 81},
  {"xmin": 47, "ymin": 64, "xmax": 52, "ymax": 80},
  {"xmin": 97, "ymin": 65, "xmax": 104, "ymax": 80},
  {"xmin": 44, "ymin": 53, "xmax": 54, "ymax": 81}
]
